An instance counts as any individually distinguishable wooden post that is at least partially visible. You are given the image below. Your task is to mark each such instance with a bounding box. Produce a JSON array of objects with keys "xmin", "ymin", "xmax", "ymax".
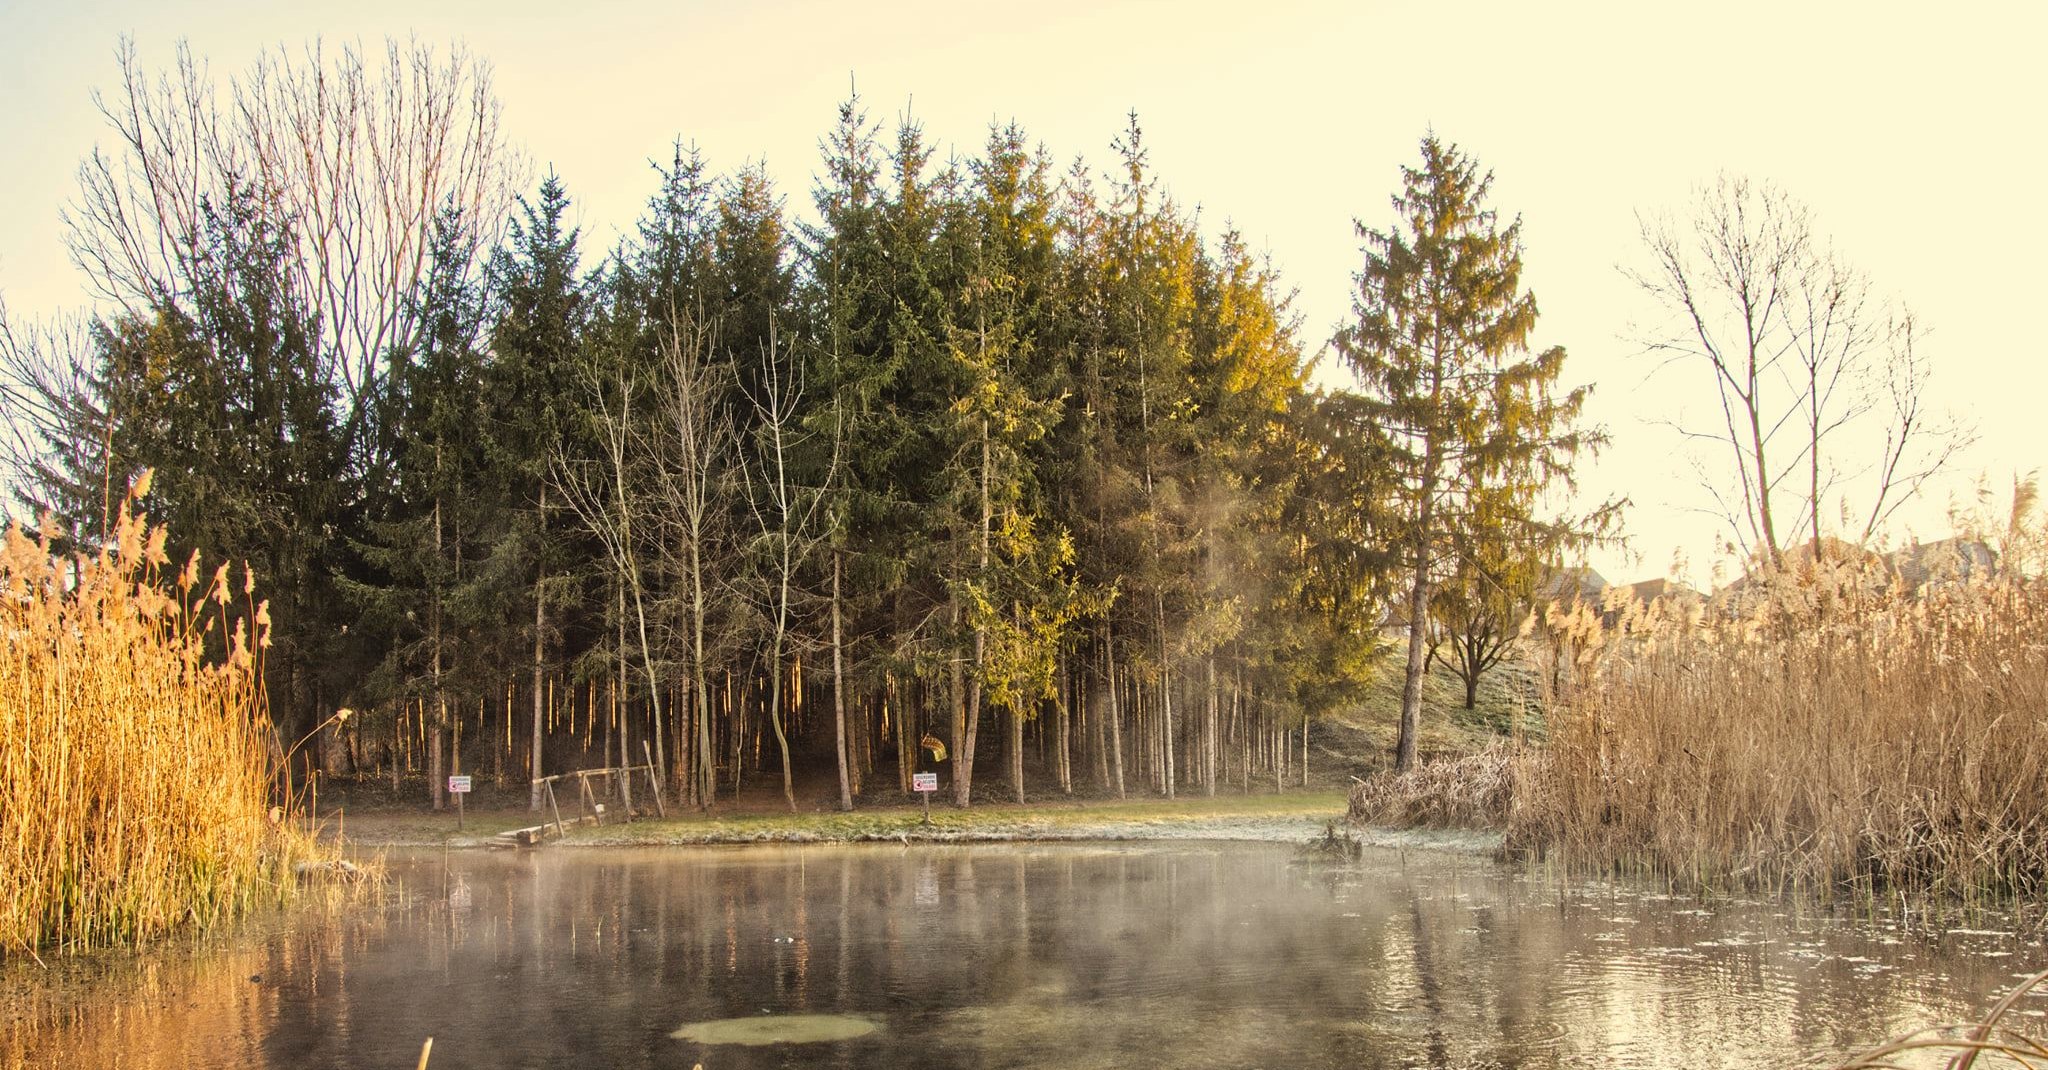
[
  {"xmin": 643, "ymin": 742, "xmax": 666, "ymax": 818},
  {"xmin": 545, "ymin": 779, "xmax": 566, "ymax": 837}
]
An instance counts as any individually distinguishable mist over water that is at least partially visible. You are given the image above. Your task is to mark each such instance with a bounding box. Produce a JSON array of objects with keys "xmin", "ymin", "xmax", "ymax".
[{"xmin": 6, "ymin": 843, "xmax": 2040, "ymax": 1069}]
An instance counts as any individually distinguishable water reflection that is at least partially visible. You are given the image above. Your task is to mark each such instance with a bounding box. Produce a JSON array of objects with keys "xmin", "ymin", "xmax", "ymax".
[{"xmin": 5, "ymin": 843, "xmax": 2041, "ymax": 1069}]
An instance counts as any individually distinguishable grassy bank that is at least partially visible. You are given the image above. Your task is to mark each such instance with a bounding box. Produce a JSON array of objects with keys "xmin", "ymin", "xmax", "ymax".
[
  {"xmin": 0, "ymin": 498, "xmax": 323, "ymax": 956},
  {"xmin": 337, "ymin": 790, "xmax": 1357, "ymax": 847},
  {"xmin": 1355, "ymin": 558, "xmax": 2048, "ymax": 903}
]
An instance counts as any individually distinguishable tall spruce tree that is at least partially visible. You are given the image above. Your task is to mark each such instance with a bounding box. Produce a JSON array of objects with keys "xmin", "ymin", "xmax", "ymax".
[
  {"xmin": 1334, "ymin": 136, "xmax": 1603, "ymax": 772},
  {"xmin": 485, "ymin": 173, "xmax": 589, "ymax": 808},
  {"xmin": 348, "ymin": 206, "xmax": 499, "ymax": 806},
  {"xmin": 82, "ymin": 182, "xmax": 350, "ymax": 748},
  {"xmin": 799, "ymin": 95, "xmax": 891, "ymax": 810}
]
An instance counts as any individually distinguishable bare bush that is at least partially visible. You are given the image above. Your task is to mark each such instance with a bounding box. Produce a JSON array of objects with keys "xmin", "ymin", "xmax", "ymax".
[{"xmin": 1348, "ymin": 746, "xmax": 1514, "ymax": 830}]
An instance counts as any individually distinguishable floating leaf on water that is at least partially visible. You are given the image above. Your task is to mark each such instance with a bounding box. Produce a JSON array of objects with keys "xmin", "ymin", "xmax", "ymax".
[{"xmin": 671, "ymin": 1014, "xmax": 880, "ymax": 1046}]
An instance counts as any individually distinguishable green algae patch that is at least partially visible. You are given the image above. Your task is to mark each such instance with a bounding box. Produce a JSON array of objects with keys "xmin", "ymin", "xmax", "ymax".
[{"xmin": 671, "ymin": 1013, "xmax": 880, "ymax": 1046}]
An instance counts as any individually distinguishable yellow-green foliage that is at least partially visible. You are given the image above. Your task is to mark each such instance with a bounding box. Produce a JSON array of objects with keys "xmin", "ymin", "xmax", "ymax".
[
  {"xmin": 1513, "ymin": 556, "xmax": 2048, "ymax": 900},
  {"xmin": 0, "ymin": 490, "xmax": 319, "ymax": 955}
]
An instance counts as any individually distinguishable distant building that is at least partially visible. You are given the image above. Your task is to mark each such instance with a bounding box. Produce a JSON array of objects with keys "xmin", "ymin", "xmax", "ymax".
[
  {"xmin": 1882, "ymin": 537, "xmax": 1997, "ymax": 592},
  {"xmin": 1612, "ymin": 576, "xmax": 1703, "ymax": 607},
  {"xmin": 1534, "ymin": 566, "xmax": 1608, "ymax": 609},
  {"xmin": 1706, "ymin": 536, "xmax": 1999, "ymax": 611}
]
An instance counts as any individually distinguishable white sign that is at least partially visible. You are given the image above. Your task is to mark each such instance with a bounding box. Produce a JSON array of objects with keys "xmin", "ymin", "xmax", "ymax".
[
  {"xmin": 912, "ymin": 772, "xmax": 939, "ymax": 793},
  {"xmin": 447, "ymin": 775, "xmax": 472, "ymax": 794}
]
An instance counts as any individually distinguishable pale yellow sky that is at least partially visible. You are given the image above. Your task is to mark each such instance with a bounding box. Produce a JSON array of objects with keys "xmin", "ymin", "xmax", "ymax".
[{"xmin": 1, "ymin": 0, "xmax": 2041, "ymax": 584}]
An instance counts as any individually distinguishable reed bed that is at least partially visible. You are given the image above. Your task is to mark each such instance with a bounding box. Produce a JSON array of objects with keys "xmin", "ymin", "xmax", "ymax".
[
  {"xmin": 1510, "ymin": 556, "xmax": 2048, "ymax": 900},
  {"xmin": 0, "ymin": 484, "xmax": 321, "ymax": 956},
  {"xmin": 1348, "ymin": 746, "xmax": 1513, "ymax": 829}
]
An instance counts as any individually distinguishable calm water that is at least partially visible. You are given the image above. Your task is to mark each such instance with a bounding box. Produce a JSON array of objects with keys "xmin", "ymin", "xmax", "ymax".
[{"xmin": 5, "ymin": 842, "xmax": 2042, "ymax": 1069}]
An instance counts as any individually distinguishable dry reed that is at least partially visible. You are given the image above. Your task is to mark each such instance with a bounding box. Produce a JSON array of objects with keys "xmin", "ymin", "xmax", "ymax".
[
  {"xmin": 1348, "ymin": 746, "xmax": 1514, "ymax": 829},
  {"xmin": 1511, "ymin": 555, "xmax": 2048, "ymax": 901},
  {"xmin": 0, "ymin": 481, "xmax": 322, "ymax": 955}
]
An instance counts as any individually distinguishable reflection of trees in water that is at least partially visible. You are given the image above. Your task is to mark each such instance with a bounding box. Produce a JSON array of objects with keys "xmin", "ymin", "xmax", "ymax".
[{"xmin": 5, "ymin": 847, "xmax": 2036, "ymax": 1070}]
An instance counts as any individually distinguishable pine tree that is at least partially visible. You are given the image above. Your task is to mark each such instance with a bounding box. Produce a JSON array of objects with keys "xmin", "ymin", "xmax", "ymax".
[
  {"xmin": 484, "ymin": 173, "xmax": 589, "ymax": 808},
  {"xmin": 948, "ymin": 123, "xmax": 1080, "ymax": 805},
  {"xmin": 799, "ymin": 94, "xmax": 891, "ymax": 810},
  {"xmin": 1334, "ymin": 136, "xmax": 1603, "ymax": 772},
  {"xmin": 84, "ymin": 182, "xmax": 350, "ymax": 748},
  {"xmin": 347, "ymin": 207, "xmax": 499, "ymax": 806}
]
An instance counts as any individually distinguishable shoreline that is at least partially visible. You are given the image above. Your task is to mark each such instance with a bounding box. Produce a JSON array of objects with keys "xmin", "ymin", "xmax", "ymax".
[{"xmin": 324, "ymin": 791, "xmax": 1505, "ymax": 856}]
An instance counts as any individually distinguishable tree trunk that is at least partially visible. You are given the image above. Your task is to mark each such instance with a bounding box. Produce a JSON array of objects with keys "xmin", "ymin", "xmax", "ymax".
[
  {"xmin": 1394, "ymin": 427, "xmax": 1439, "ymax": 774},
  {"xmin": 691, "ymin": 543, "xmax": 712, "ymax": 808},
  {"xmin": 1156, "ymin": 594, "xmax": 1175, "ymax": 800},
  {"xmin": 1105, "ymin": 630, "xmax": 1126, "ymax": 800},
  {"xmin": 1204, "ymin": 658, "xmax": 1217, "ymax": 798},
  {"xmin": 1396, "ymin": 552, "xmax": 1431, "ymax": 772},
  {"xmin": 833, "ymin": 551, "xmax": 852, "ymax": 812},
  {"xmin": 528, "ymin": 486, "xmax": 547, "ymax": 811},
  {"xmin": 1056, "ymin": 659, "xmax": 1073, "ymax": 795},
  {"xmin": 430, "ymin": 493, "xmax": 446, "ymax": 811},
  {"xmin": 1010, "ymin": 701, "xmax": 1025, "ymax": 804},
  {"xmin": 950, "ymin": 622, "xmax": 971, "ymax": 807},
  {"xmin": 893, "ymin": 672, "xmax": 911, "ymax": 794},
  {"xmin": 768, "ymin": 643, "xmax": 796, "ymax": 812},
  {"xmin": 1088, "ymin": 655, "xmax": 1109, "ymax": 792},
  {"xmin": 616, "ymin": 580, "xmax": 629, "ymax": 774}
]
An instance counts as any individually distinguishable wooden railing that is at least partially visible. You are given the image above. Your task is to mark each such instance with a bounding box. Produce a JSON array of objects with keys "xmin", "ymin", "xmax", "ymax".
[{"xmin": 522, "ymin": 741, "xmax": 666, "ymax": 842}]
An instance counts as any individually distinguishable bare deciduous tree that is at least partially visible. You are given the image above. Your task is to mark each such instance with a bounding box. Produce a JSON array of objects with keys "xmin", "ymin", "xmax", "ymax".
[
  {"xmin": 1631, "ymin": 176, "xmax": 1968, "ymax": 568},
  {"xmin": 552, "ymin": 357, "xmax": 666, "ymax": 791},
  {"xmin": 648, "ymin": 309, "xmax": 734, "ymax": 809},
  {"xmin": 739, "ymin": 319, "xmax": 841, "ymax": 812},
  {"xmin": 65, "ymin": 36, "xmax": 521, "ymax": 443},
  {"xmin": 0, "ymin": 303, "xmax": 106, "ymax": 529}
]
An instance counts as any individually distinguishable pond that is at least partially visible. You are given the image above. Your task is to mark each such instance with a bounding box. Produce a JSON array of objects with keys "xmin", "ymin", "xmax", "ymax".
[{"xmin": 5, "ymin": 842, "xmax": 2042, "ymax": 1069}]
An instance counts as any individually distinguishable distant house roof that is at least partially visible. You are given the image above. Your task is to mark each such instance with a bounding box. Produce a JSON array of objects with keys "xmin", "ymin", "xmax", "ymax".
[
  {"xmin": 1708, "ymin": 536, "xmax": 1999, "ymax": 609},
  {"xmin": 1535, "ymin": 566, "xmax": 1607, "ymax": 606},
  {"xmin": 1615, "ymin": 577, "xmax": 1703, "ymax": 606},
  {"xmin": 1883, "ymin": 537, "xmax": 1997, "ymax": 591}
]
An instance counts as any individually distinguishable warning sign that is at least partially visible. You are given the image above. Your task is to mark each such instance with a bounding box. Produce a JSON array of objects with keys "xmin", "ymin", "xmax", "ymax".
[{"xmin": 911, "ymin": 772, "xmax": 939, "ymax": 793}]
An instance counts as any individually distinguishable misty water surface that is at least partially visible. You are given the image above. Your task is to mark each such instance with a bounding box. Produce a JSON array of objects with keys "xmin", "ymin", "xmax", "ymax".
[{"xmin": 5, "ymin": 842, "xmax": 2042, "ymax": 1069}]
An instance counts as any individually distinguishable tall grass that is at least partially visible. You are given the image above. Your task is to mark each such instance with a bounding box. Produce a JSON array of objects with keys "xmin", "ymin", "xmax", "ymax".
[
  {"xmin": 1510, "ymin": 556, "xmax": 2048, "ymax": 900},
  {"xmin": 0, "ymin": 484, "xmax": 321, "ymax": 955}
]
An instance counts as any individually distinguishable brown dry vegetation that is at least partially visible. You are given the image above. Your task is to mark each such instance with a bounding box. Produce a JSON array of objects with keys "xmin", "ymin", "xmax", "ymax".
[
  {"xmin": 1347, "ymin": 746, "xmax": 1512, "ymax": 829},
  {"xmin": 1349, "ymin": 542, "xmax": 2048, "ymax": 904},
  {"xmin": 1516, "ymin": 557, "xmax": 2048, "ymax": 900},
  {"xmin": 0, "ymin": 486, "xmax": 323, "ymax": 955}
]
